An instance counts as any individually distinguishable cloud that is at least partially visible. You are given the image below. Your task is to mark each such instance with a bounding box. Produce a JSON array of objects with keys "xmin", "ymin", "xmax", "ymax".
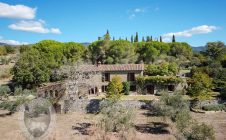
[
  {"xmin": 134, "ymin": 8, "xmax": 145, "ymax": 13},
  {"xmin": 129, "ymin": 14, "xmax": 136, "ymax": 20},
  {"xmin": 8, "ymin": 20, "xmax": 62, "ymax": 34},
  {"xmin": 0, "ymin": 36, "xmax": 28, "ymax": 45},
  {"xmin": 0, "ymin": 2, "xmax": 36, "ymax": 19},
  {"xmin": 128, "ymin": 7, "xmax": 146, "ymax": 20},
  {"xmin": 163, "ymin": 25, "xmax": 218, "ymax": 41}
]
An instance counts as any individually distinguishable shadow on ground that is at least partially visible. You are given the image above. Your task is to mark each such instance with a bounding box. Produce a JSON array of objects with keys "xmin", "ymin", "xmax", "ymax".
[
  {"xmin": 72, "ymin": 123, "xmax": 92, "ymax": 135},
  {"xmin": 135, "ymin": 122, "xmax": 170, "ymax": 134}
]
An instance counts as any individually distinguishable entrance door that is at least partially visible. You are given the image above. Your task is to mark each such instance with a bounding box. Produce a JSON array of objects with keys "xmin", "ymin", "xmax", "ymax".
[{"xmin": 146, "ymin": 85, "xmax": 154, "ymax": 94}]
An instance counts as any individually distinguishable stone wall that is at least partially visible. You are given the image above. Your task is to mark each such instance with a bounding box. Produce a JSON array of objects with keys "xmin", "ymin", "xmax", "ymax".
[{"xmin": 63, "ymin": 99, "xmax": 147, "ymax": 113}]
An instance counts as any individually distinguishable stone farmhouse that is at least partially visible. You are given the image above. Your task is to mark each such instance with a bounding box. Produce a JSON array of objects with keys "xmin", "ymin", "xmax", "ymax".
[{"xmin": 37, "ymin": 63, "xmax": 183, "ymax": 99}]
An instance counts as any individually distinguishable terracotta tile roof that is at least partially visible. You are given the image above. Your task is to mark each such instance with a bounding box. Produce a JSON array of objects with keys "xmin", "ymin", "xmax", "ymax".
[
  {"xmin": 99, "ymin": 64, "xmax": 144, "ymax": 71},
  {"xmin": 78, "ymin": 64, "xmax": 144, "ymax": 72}
]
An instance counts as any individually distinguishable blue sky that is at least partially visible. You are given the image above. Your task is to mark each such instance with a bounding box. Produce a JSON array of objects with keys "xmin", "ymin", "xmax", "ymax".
[{"xmin": 0, "ymin": 0, "xmax": 226, "ymax": 46}]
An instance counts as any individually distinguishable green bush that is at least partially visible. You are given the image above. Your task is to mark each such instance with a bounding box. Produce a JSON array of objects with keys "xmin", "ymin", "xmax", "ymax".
[
  {"xmin": 0, "ymin": 101, "xmax": 17, "ymax": 112},
  {"xmin": 0, "ymin": 85, "xmax": 10, "ymax": 100},
  {"xmin": 0, "ymin": 97, "xmax": 27, "ymax": 112},
  {"xmin": 122, "ymin": 82, "xmax": 130, "ymax": 95},
  {"xmin": 186, "ymin": 123, "xmax": 215, "ymax": 140},
  {"xmin": 202, "ymin": 104, "xmax": 225, "ymax": 111},
  {"xmin": 106, "ymin": 76, "xmax": 123, "ymax": 100},
  {"xmin": 100, "ymin": 100, "xmax": 135, "ymax": 133}
]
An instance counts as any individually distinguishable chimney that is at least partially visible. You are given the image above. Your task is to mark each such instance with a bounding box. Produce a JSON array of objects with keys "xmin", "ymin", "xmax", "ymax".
[{"xmin": 97, "ymin": 61, "xmax": 101, "ymax": 67}]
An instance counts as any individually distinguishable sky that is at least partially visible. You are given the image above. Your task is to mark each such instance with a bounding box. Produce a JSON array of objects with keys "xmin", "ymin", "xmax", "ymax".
[{"xmin": 0, "ymin": 0, "xmax": 226, "ymax": 46}]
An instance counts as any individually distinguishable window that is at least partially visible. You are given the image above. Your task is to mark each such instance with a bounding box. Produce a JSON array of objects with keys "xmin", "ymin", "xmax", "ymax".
[
  {"xmin": 127, "ymin": 73, "xmax": 135, "ymax": 81},
  {"xmin": 101, "ymin": 85, "xmax": 108, "ymax": 92},
  {"xmin": 102, "ymin": 73, "xmax": 110, "ymax": 82}
]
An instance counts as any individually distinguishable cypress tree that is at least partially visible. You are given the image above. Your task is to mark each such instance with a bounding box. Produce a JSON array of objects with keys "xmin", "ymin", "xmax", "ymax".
[
  {"xmin": 146, "ymin": 36, "xmax": 150, "ymax": 42},
  {"xmin": 172, "ymin": 35, "xmax": 176, "ymax": 43},
  {"xmin": 125, "ymin": 37, "xmax": 128, "ymax": 41},
  {"xmin": 160, "ymin": 36, "xmax": 162, "ymax": 42},
  {"xmin": 113, "ymin": 37, "xmax": 115, "ymax": 41},
  {"xmin": 150, "ymin": 36, "xmax": 153, "ymax": 42},
  {"xmin": 104, "ymin": 30, "xmax": 110, "ymax": 41},
  {"xmin": 142, "ymin": 36, "xmax": 145, "ymax": 42},
  {"xmin": 131, "ymin": 35, "xmax": 134, "ymax": 43},
  {"xmin": 134, "ymin": 32, "xmax": 139, "ymax": 42}
]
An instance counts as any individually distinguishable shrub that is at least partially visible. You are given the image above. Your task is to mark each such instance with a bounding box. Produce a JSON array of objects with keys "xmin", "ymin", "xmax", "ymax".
[
  {"xmin": 122, "ymin": 82, "xmax": 130, "ymax": 95},
  {"xmin": 14, "ymin": 86, "xmax": 23, "ymax": 96},
  {"xmin": 4, "ymin": 45, "xmax": 15, "ymax": 54},
  {"xmin": 0, "ymin": 85, "xmax": 10, "ymax": 100},
  {"xmin": 202, "ymin": 104, "xmax": 225, "ymax": 111},
  {"xmin": 99, "ymin": 100, "xmax": 135, "ymax": 133},
  {"xmin": 0, "ymin": 97, "xmax": 27, "ymax": 112},
  {"xmin": 106, "ymin": 76, "xmax": 123, "ymax": 100},
  {"xmin": 186, "ymin": 123, "xmax": 215, "ymax": 140}
]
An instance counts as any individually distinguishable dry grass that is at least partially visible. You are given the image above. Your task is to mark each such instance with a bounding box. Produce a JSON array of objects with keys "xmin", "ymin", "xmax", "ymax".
[
  {"xmin": 0, "ymin": 109, "xmax": 176, "ymax": 140},
  {"xmin": 191, "ymin": 112, "xmax": 226, "ymax": 140}
]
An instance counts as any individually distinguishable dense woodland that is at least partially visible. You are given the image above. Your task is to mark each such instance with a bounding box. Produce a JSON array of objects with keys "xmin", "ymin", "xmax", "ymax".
[{"xmin": 0, "ymin": 31, "xmax": 226, "ymax": 100}]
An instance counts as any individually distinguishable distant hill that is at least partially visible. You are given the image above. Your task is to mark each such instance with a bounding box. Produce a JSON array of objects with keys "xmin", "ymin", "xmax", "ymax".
[
  {"xmin": 192, "ymin": 46, "xmax": 205, "ymax": 52},
  {"xmin": 0, "ymin": 42, "xmax": 9, "ymax": 46},
  {"xmin": 81, "ymin": 42, "xmax": 91, "ymax": 47}
]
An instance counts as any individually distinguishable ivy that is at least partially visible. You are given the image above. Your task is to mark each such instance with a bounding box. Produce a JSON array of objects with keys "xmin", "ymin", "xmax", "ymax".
[{"xmin": 136, "ymin": 76, "xmax": 182, "ymax": 85}]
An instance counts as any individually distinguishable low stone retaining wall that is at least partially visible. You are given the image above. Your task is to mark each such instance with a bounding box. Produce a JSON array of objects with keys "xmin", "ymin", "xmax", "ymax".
[{"xmin": 63, "ymin": 99, "xmax": 147, "ymax": 113}]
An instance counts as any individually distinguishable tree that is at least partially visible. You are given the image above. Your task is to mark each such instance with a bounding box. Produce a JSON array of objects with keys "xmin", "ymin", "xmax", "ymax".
[
  {"xmin": 63, "ymin": 42, "xmax": 85, "ymax": 62},
  {"xmin": 104, "ymin": 30, "xmax": 111, "ymax": 41},
  {"xmin": 187, "ymin": 72, "xmax": 213, "ymax": 100},
  {"xmin": 160, "ymin": 36, "xmax": 162, "ymax": 42},
  {"xmin": 172, "ymin": 35, "xmax": 176, "ymax": 42},
  {"xmin": 204, "ymin": 41, "xmax": 226, "ymax": 61},
  {"xmin": 106, "ymin": 76, "xmax": 123, "ymax": 100},
  {"xmin": 131, "ymin": 35, "xmax": 134, "ymax": 43},
  {"xmin": 137, "ymin": 42, "xmax": 160, "ymax": 63},
  {"xmin": 88, "ymin": 40, "xmax": 105, "ymax": 64},
  {"xmin": 105, "ymin": 40, "xmax": 137, "ymax": 64},
  {"xmin": 12, "ymin": 48, "xmax": 51, "ymax": 88},
  {"xmin": 168, "ymin": 62, "xmax": 178, "ymax": 75},
  {"xmin": 169, "ymin": 42, "xmax": 193, "ymax": 59},
  {"xmin": 146, "ymin": 36, "xmax": 150, "ymax": 42},
  {"xmin": 113, "ymin": 37, "xmax": 115, "ymax": 41},
  {"xmin": 142, "ymin": 37, "xmax": 145, "ymax": 42},
  {"xmin": 134, "ymin": 32, "xmax": 139, "ymax": 42},
  {"xmin": 150, "ymin": 36, "xmax": 153, "ymax": 42}
]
